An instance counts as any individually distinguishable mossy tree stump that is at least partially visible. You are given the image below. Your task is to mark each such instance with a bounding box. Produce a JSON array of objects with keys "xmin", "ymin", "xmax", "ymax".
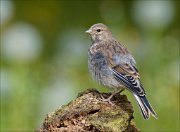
[{"xmin": 39, "ymin": 89, "xmax": 140, "ymax": 132}]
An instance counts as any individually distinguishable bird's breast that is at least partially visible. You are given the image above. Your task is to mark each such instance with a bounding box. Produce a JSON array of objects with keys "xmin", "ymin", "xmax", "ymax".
[{"xmin": 88, "ymin": 49, "xmax": 122, "ymax": 88}]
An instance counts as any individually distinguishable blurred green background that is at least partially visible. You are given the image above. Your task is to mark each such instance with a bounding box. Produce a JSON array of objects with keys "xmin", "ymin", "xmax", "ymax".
[{"xmin": 0, "ymin": 0, "xmax": 179, "ymax": 131}]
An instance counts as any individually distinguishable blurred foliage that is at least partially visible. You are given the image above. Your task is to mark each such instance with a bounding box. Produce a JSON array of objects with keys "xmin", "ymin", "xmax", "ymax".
[{"xmin": 0, "ymin": 0, "xmax": 179, "ymax": 131}]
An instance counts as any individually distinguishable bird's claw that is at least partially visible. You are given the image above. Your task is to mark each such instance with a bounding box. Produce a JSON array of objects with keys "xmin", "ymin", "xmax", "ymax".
[{"xmin": 100, "ymin": 94, "xmax": 115, "ymax": 106}]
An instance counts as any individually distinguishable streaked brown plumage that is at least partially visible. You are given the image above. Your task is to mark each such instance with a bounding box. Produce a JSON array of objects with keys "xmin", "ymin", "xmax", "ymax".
[{"xmin": 86, "ymin": 23, "xmax": 157, "ymax": 119}]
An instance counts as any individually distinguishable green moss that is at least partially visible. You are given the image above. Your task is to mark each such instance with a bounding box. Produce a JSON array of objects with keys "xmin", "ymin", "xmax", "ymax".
[{"xmin": 89, "ymin": 106, "xmax": 131, "ymax": 131}]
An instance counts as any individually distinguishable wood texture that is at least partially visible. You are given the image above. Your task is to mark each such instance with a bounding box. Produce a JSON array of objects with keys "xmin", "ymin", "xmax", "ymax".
[{"xmin": 39, "ymin": 89, "xmax": 140, "ymax": 132}]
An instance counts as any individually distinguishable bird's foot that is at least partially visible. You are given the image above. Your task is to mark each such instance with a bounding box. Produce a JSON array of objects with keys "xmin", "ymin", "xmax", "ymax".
[
  {"xmin": 100, "ymin": 94, "xmax": 115, "ymax": 106},
  {"xmin": 99, "ymin": 89, "xmax": 124, "ymax": 105}
]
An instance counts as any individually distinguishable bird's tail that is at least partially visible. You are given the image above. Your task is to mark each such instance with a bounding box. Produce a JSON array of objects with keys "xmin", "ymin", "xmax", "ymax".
[{"xmin": 133, "ymin": 94, "xmax": 158, "ymax": 120}]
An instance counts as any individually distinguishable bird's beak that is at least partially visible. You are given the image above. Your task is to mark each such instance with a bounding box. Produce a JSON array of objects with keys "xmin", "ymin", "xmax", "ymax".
[{"xmin": 85, "ymin": 29, "xmax": 92, "ymax": 34}]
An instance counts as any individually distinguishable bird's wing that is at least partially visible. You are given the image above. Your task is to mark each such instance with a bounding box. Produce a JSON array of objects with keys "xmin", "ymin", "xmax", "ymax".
[
  {"xmin": 106, "ymin": 42, "xmax": 145, "ymax": 96},
  {"xmin": 111, "ymin": 63, "xmax": 145, "ymax": 96}
]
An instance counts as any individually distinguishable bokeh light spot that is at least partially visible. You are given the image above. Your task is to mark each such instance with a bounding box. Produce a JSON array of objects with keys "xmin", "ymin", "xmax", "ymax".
[
  {"xmin": 132, "ymin": 1, "xmax": 174, "ymax": 29},
  {"xmin": 0, "ymin": 0, "xmax": 14, "ymax": 25},
  {"xmin": 1, "ymin": 22, "xmax": 43, "ymax": 63}
]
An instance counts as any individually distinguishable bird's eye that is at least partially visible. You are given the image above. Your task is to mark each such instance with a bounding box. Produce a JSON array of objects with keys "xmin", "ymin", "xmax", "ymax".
[{"xmin": 97, "ymin": 29, "xmax": 101, "ymax": 32}]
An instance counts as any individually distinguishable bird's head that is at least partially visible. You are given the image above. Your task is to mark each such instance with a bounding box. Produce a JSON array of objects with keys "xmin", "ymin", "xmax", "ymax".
[{"xmin": 85, "ymin": 23, "xmax": 112, "ymax": 42}]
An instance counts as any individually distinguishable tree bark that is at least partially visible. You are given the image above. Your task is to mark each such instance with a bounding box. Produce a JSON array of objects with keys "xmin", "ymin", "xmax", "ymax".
[{"xmin": 39, "ymin": 88, "xmax": 140, "ymax": 132}]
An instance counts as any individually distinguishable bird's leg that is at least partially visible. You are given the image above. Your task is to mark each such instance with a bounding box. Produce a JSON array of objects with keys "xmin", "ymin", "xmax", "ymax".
[{"xmin": 100, "ymin": 88, "xmax": 124, "ymax": 105}]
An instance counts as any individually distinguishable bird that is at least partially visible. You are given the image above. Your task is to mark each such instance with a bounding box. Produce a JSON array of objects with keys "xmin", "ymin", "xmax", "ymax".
[{"xmin": 85, "ymin": 23, "xmax": 157, "ymax": 120}]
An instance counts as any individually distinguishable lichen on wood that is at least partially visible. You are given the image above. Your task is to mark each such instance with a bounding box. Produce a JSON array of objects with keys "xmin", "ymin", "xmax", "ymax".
[{"xmin": 39, "ymin": 89, "xmax": 140, "ymax": 132}]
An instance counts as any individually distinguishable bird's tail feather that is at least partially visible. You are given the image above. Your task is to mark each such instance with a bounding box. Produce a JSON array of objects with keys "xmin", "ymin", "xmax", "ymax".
[{"xmin": 133, "ymin": 94, "xmax": 158, "ymax": 120}]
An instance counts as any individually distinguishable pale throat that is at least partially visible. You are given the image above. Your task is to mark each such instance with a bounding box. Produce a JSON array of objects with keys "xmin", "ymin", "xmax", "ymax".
[{"xmin": 93, "ymin": 33, "xmax": 112, "ymax": 43}]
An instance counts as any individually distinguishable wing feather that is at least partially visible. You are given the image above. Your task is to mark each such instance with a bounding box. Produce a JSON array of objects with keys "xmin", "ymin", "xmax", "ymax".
[
  {"xmin": 106, "ymin": 41, "xmax": 145, "ymax": 96},
  {"xmin": 112, "ymin": 68, "xmax": 145, "ymax": 96}
]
